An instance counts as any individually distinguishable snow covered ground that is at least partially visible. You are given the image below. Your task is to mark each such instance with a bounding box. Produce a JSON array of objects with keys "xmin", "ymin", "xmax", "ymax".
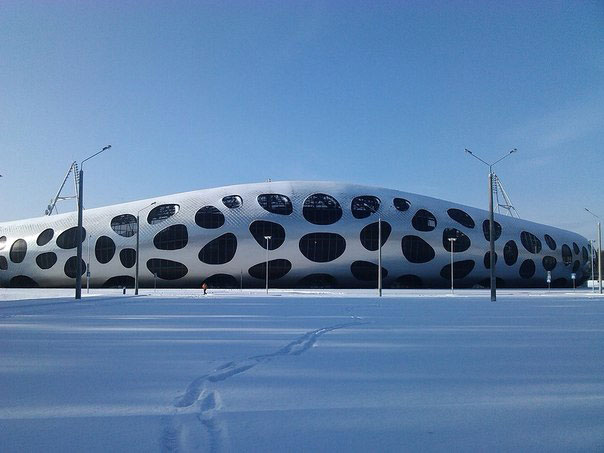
[{"xmin": 1, "ymin": 288, "xmax": 603, "ymax": 452}]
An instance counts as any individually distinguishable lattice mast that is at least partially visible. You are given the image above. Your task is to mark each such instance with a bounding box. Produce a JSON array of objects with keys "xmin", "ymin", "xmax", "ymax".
[{"xmin": 45, "ymin": 162, "xmax": 80, "ymax": 215}]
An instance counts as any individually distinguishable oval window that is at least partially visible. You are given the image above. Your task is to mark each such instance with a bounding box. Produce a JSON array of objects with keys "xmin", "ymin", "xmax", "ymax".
[
  {"xmin": 249, "ymin": 220, "xmax": 285, "ymax": 250},
  {"xmin": 57, "ymin": 227, "xmax": 86, "ymax": 249},
  {"xmin": 412, "ymin": 209, "xmax": 437, "ymax": 232},
  {"xmin": 198, "ymin": 233, "xmax": 237, "ymax": 265},
  {"xmin": 205, "ymin": 274, "xmax": 239, "ymax": 288},
  {"xmin": 561, "ymin": 244, "xmax": 572, "ymax": 266},
  {"xmin": 390, "ymin": 275, "xmax": 423, "ymax": 289},
  {"xmin": 120, "ymin": 248, "xmax": 136, "ymax": 268},
  {"xmin": 111, "ymin": 214, "xmax": 137, "ymax": 237},
  {"xmin": 542, "ymin": 256, "xmax": 557, "ymax": 271},
  {"xmin": 351, "ymin": 196, "xmax": 380, "ymax": 219},
  {"xmin": 153, "ymin": 224, "xmax": 188, "ymax": 250},
  {"xmin": 295, "ymin": 274, "xmax": 338, "ymax": 289},
  {"xmin": 0, "ymin": 256, "xmax": 8, "ymax": 270},
  {"xmin": 582, "ymin": 246, "xmax": 589, "ymax": 265},
  {"xmin": 248, "ymin": 259, "xmax": 292, "ymax": 280},
  {"xmin": 482, "ymin": 220, "xmax": 502, "ymax": 241},
  {"xmin": 484, "ymin": 252, "xmax": 498, "ymax": 269},
  {"xmin": 442, "ymin": 228, "xmax": 471, "ymax": 253},
  {"xmin": 195, "ymin": 206, "xmax": 225, "ymax": 229},
  {"xmin": 222, "ymin": 195, "xmax": 242, "ymax": 209},
  {"xmin": 147, "ymin": 204, "xmax": 179, "ymax": 225},
  {"xmin": 401, "ymin": 235, "xmax": 435, "ymax": 264},
  {"xmin": 64, "ymin": 256, "xmax": 86, "ymax": 278},
  {"xmin": 504, "ymin": 240, "xmax": 518, "ymax": 266},
  {"xmin": 299, "ymin": 232, "xmax": 346, "ymax": 263},
  {"xmin": 37, "ymin": 228, "xmax": 54, "ymax": 246},
  {"xmin": 572, "ymin": 242, "xmax": 580, "ymax": 255},
  {"xmin": 10, "ymin": 239, "xmax": 27, "ymax": 263},
  {"xmin": 257, "ymin": 194, "xmax": 293, "ymax": 215},
  {"xmin": 351, "ymin": 261, "xmax": 389, "ymax": 282},
  {"xmin": 146, "ymin": 258, "xmax": 188, "ymax": 280},
  {"xmin": 519, "ymin": 259, "xmax": 536, "ymax": 278},
  {"xmin": 447, "ymin": 208, "xmax": 475, "ymax": 229},
  {"xmin": 393, "ymin": 198, "xmax": 411, "ymax": 212},
  {"xmin": 0, "ymin": 236, "xmax": 6, "ymax": 250},
  {"xmin": 440, "ymin": 260, "xmax": 475, "ymax": 280},
  {"xmin": 36, "ymin": 252, "xmax": 57, "ymax": 270},
  {"xmin": 520, "ymin": 231, "xmax": 542, "ymax": 254},
  {"xmin": 95, "ymin": 236, "xmax": 116, "ymax": 264},
  {"xmin": 302, "ymin": 193, "xmax": 342, "ymax": 225},
  {"xmin": 544, "ymin": 234, "xmax": 557, "ymax": 251},
  {"xmin": 360, "ymin": 221, "xmax": 391, "ymax": 251}
]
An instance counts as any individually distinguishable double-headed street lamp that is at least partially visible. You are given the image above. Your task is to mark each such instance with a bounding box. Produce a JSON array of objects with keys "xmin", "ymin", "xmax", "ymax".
[
  {"xmin": 75, "ymin": 145, "xmax": 111, "ymax": 300},
  {"xmin": 465, "ymin": 148, "xmax": 517, "ymax": 302},
  {"xmin": 448, "ymin": 237, "xmax": 457, "ymax": 294},
  {"xmin": 264, "ymin": 236, "xmax": 271, "ymax": 294},
  {"xmin": 135, "ymin": 201, "xmax": 157, "ymax": 295},
  {"xmin": 585, "ymin": 208, "xmax": 602, "ymax": 294}
]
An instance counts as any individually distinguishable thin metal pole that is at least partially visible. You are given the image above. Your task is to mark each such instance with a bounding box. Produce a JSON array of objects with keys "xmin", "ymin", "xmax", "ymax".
[
  {"xmin": 135, "ymin": 214, "xmax": 140, "ymax": 295},
  {"xmin": 265, "ymin": 238, "xmax": 270, "ymax": 294},
  {"xmin": 591, "ymin": 240, "xmax": 595, "ymax": 293},
  {"xmin": 378, "ymin": 216, "xmax": 382, "ymax": 297},
  {"xmin": 75, "ymin": 170, "xmax": 84, "ymax": 300},
  {"xmin": 489, "ymin": 171, "xmax": 496, "ymax": 302},
  {"xmin": 87, "ymin": 235, "xmax": 91, "ymax": 294},
  {"xmin": 450, "ymin": 241, "xmax": 454, "ymax": 294},
  {"xmin": 599, "ymin": 222, "xmax": 602, "ymax": 294},
  {"xmin": 240, "ymin": 269, "xmax": 243, "ymax": 291}
]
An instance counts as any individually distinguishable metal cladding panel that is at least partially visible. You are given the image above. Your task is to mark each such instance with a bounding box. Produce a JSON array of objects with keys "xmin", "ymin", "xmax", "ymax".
[{"xmin": 0, "ymin": 181, "xmax": 591, "ymax": 289}]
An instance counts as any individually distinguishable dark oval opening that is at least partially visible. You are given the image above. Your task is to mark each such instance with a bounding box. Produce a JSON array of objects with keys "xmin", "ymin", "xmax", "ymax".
[
  {"xmin": 561, "ymin": 244, "xmax": 572, "ymax": 266},
  {"xmin": 393, "ymin": 198, "xmax": 411, "ymax": 212},
  {"xmin": 482, "ymin": 220, "xmax": 502, "ymax": 241},
  {"xmin": 544, "ymin": 234, "xmax": 557, "ymax": 251},
  {"xmin": 153, "ymin": 224, "xmax": 189, "ymax": 250},
  {"xmin": 302, "ymin": 193, "xmax": 343, "ymax": 225},
  {"xmin": 0, "ymin": 256, "xmax": 7, "ymax": 271},
  {"xmin": 484, "ymin": 252, "xmax": 498, "ymax": 269},
  {"xmin": 195, "ymin": 206, "xmax": 225, "ymax": 229},
  {"xmin": 572, "ymin": 242, "xmax": 580, "ymax": 255},
  {"xmin": 440, "ymin": 260, "xmax": 475, "ymax": 280},
  {"xmin": 64, "ymin": 256, "xmax": 86, "ymax": 278},
  {"xmin": 412, "ymin": 209, "xmax": 437, "ymax": 232},
  {"xmin": 401, "ymin": 235, "xmax": 435, "ymax": 264},
  {"xmin": 205, "ymin": 274, "xmax": 239, "ymax": 289},
  {"xmin": 199, "ymin": 233, "xmax": 237, "ymax": 265},
  {"xmin": 9, "ymin": 275, "xmax": 39, "ymax": 288},
  {"xmin": 95, "ymin": 236, "xmax": 116, "ymax": 264},
  {"xmin": 351, "ymin": 196, "xmax": 381, "ymax": 219},
  {"xmin": 542, "ymin": 256, "xmax": 557, "ymax": 271},
  {"xmin": 521, "ymin": 231, "xmax": 542, "ymax": 254},
  {"xmin": 447, "ymin": 208, "xmax": 475, "ymax": 229},
  {"xmin": 249, "ymin": 221, "xmax": 286, "ymax": 250},
  {"xmin": 10, "ymin": 239, "xmax": 27, "ymax": 263},
  {"xmin": 360, "ymin": 221, "xmax": 391, "ymax": 251},
  {"xmin": 389, "ymin": 275, "xmax": 423, "ymax": 289},
  {"xmin": 57, "ymin": 227, "xmax": 86, "ymax": 250},
  {"xmin": 257, "ymin": 194, "xmax": 293, "ymax": 215},
  {"xmin": 351, "ymin": 260, "xmax": 389, "ymax": 282},
  {"xmin": 295, "ymin": 274, "xmax": 338, "ymax": 289},
  {"xmin": 0, "ymin": 236, "xmax": 6, "ymax": 250},
  {"xmin": 147, "ymin": 204, "xmax": 179, "ymax": 225},
  {"xmin": 37, "ymin": 228, "xmax": 54, "ymax": 246},
  {"xmin": 103, "ymin": 276, "xmax": 135, "ymax": 288},
  {"xmin": 442, "ymin": 228, "xmax": 471, "ymax": 253},
  {"xmin": 36, "ymin": 252, "xmax": 57, "ymax": 270},
  {"xmin": 299, "ymin": 232, "xmax": 346, "ymax": 263},
  {"xmin": 519, "ymin": 259, "xmax": 536, "ymax": 278},
  {"xmin": 111, "ymin": 214, "xmax": 137, "ymax": 237},
  {"xmin": 146, "ymin": 258, "xmax": 188, "ymax": 280},
  {"xmin": 120, "ymin": 248, "xmax": 136, "ymax": 268},
  {"xmin": 222, "ymin": 195, "xmax": 242, "ymax": 209},
  {"xmin": 248, "ymin": 259, "xmax": 292, "ymax": 280},
  {"xmin": 504, "ymin": 240, "xmax": 518, "ymax": 266}
]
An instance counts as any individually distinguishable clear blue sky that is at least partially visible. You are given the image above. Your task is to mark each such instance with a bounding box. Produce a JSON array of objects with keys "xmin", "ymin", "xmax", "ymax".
[{"xmin": 1, "ymin": 1, "xmax": 602, "ymax": 238}]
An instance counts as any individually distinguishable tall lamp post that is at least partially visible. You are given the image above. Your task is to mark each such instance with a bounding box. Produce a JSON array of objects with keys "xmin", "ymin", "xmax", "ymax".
[
  {"xmin": 362, "ymin": 203, "xmax": 383, "ymax": 297},
  {"xmin": 590, "ymin": 239, "xmax": 596, "ymax": 293},
  {"xmin": 465, "ymin": 148, "xmax": 517, "ymax": 302},
  {"xmin": 585, "ymin": 208, "xmax": 602, "ymax": 294},
  {"xmin": 264, "ymin": 236, "xmax": 271, "ymax": 294},
  {"xmin": 448, "ymin": 237, "xmax": 457, "ymax": 294},
  {"xmin": 135, "ymin": 201, "xmax": 157, "ymax": 295},
  {"xmin": 75, "ymin": 145, "xmax": 111, "ymax": 300}
]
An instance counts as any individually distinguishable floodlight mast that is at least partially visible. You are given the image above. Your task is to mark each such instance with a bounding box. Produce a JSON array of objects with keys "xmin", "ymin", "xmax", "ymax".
[
  {"xmin": 465, "ymin": 148, "xmax": 517, "ymax": 302},
  {"xmin": 585, "ymin": 208, "xmax": 602, "ymax": 294}
]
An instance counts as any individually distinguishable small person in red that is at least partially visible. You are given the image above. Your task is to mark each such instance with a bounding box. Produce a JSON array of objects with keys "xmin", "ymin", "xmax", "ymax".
[{"xmin": 202, "ymin": 282, "xmax": 208, "ymax": 295}]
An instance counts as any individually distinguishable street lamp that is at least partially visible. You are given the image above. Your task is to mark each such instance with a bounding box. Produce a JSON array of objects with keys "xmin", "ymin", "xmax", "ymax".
[
  {"xmin": 135, "ymin": 201, "xmax": 157, "ymax": 295},
  {"xmin": 87, "ymin": 234, "xmax": 93, "ymax": 294},
  {"xmin": 448, "ymin": 237, "xmax": 457, "ymax": 294},
  {"xmin": 590, "ymin": 239, "xmax": 596, "ymax": 293},
  {"xmin": 585, "ymin": 208, "xmax": 602, "ymax": 294},
  {"xmin": 361, "ymin": 202, "xmax": 383, "ymax": 297},
  {"xmin": 465, "ymin": 148, "xmax": 517, "ymax": 302},
  {"xmin": 75, "ymin": 145, "xmax": 111, "ymax": 300},
  {"xmin": 264, "ymin": 236, "xmax": 271, "ymax": 294}
]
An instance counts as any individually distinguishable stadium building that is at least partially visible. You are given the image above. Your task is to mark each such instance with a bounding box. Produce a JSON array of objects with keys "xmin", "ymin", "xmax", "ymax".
[{"xmin": 0, "ymin": 181, "xmax": 592, "ymax": 289}]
